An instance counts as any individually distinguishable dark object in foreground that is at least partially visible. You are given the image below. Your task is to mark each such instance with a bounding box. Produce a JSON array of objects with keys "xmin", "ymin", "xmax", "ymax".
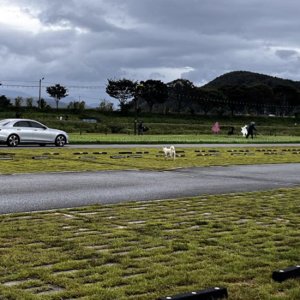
[
  {"xmin": 246, "ymin": 122, "xmax": 257, "ymax": 139},
  {"xmin": 227, "ymin": 126, "xmax": 235, "ymax": 135},
  {"xmin": 272, "ymin": 265, "xmax": 300, "ymax": 282},
  {"xmin": 138, "ymin": 121, "xmax": 149, "ymax": 135},
  {"xmin": 158, "ymin": 287, "xmax": 228, "ymax": 300}
]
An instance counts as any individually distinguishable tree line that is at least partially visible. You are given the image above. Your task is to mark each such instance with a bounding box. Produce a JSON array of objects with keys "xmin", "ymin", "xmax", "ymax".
[
  {"xmin": 0, "ymin": 84, "xmax": 85, "ymax": 112},
  {"xmin": 1, "ymin": 74, "xmax": 300, "ymax": 117},
  {"xmin": 106, "ymin": 78, "xmax": 300, "ymax": 116}
]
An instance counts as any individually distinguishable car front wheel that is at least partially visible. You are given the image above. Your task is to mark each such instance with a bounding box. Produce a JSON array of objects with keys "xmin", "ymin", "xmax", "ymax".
[
  {"xmin": 7, "ymin": 134, "xmax": 19, "ymax": 147},
  {"xmin": 55, "ymin": 135, "xmax": 66, "ymax": 147}
]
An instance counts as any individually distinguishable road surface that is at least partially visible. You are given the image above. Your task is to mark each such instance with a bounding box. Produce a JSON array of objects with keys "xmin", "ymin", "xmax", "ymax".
[
  {"xmin": 0, "ymin": 143, "xmax": 299, "ymax": 149},
  {"xmin": 0, "ymin": 163, "xmax": 299, "ymax": 214}
]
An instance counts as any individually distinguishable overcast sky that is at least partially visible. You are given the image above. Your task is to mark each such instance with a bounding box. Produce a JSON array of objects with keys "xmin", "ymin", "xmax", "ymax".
[{"xmin": 1, "ymin": 0, "xmax": 300, "ymax": 106}]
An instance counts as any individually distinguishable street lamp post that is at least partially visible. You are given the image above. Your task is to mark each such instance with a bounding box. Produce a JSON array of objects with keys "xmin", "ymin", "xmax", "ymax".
[{"xmin": 38, "ymin": 77, "xmax": 44, "ymax": 109}]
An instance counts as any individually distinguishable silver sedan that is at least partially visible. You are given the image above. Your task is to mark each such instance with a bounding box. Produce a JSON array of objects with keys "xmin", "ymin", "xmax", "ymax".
[{"xmin": 0, "ymin": 119, "xmax": 69, "ymax": 147}]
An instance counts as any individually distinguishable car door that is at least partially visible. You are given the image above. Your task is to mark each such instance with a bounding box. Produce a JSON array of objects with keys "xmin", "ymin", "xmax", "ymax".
[
  {"xmin": 13, "ymin": 121, "xmax": 33, "ymax": 142},
  {"xmin": 28, "ymin": 121, "xmax": 54, "ymax": 143}
]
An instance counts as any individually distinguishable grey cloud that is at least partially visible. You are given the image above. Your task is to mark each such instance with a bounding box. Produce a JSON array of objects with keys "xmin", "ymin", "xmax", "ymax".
[
  {"xmin": 37, "ymin": 2, "xmax": 115, "ymax": 33},
  {"xmin": 275, "ymin": 49, "xmax": 299, "ymax": 59},
  {"xmin": 2, "ymin": 0, "xmax": 300, "ymax": 105}
]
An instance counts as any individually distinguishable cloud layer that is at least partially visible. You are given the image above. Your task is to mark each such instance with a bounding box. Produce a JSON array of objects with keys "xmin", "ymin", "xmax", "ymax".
[{"xmin": 1, "ymin": 0, "xmax": 300, "ymax": 104}]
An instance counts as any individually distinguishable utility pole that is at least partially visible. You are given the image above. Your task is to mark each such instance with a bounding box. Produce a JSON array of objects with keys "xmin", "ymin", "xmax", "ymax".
[{"xmin": 38, "ymin": 77, "xmax": 44, "ymax": 109}]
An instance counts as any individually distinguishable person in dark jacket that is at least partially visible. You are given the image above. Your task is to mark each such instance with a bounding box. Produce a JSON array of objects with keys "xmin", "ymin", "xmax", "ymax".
[
  {"xmin": 228, "ymin": 126, "xmax": 235, "ymax": 135},
  {"xmin": 246, "ymin": 122, "xmax": 257, "ymax": 139},
  {"xmin": 138, "ymin": 121, "xmax": 145, "ymax": 135},
  {"xmin": 138, "ymin": 120, "xmax": 149, "ymax": 135}
]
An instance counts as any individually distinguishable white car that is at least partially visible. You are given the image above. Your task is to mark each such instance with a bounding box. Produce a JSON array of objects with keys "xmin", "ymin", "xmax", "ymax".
[{"xmin": 0, "ymin": 119, "xmax": 69, "ymax": 147}]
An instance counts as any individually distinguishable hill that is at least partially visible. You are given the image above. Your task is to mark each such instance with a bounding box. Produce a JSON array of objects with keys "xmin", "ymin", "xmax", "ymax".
[
  {"xmin": 204, "ymin": 70, "xmax": 300, "ymax": 89},
  {"xmin": 0, "ymin": 89, "xmax": 72, "ymax": 109}
]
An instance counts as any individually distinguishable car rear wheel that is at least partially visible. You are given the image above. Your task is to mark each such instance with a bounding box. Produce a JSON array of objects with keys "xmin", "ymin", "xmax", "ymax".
[
  {"xmin": 7, "ymin": 134, "xmax": 19, "ymax": 147},
  {"xmin": 55, "ymin": 135, "xmax": 66, "ymax": 147}
]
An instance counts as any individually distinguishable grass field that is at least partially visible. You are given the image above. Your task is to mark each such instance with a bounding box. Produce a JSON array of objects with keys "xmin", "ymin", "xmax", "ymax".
[
  {"xmin": 0, "ymin": 146, "xmax": 300, "ymax": 174},
  {"xmin": 69, "ymin": 133, "xmax": 300, "ymax": 144},
  {"xmin": 0, "ymin": 188, "xmax": 299, "ymax": 299},
  {"xmin": 0, "ymin": 145, "xmax": 299, "ymax": 299},
  {"xmin": 1, "ymin": 109, "xmax": 300, "ymax": 136}
]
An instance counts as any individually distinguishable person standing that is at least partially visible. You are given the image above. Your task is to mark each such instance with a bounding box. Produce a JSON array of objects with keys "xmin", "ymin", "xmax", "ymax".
[
  {"xmin": 138, "ymin": 121, "xmax": 144, "ymax": 135},
  {"xmin": 228, "ymin": 126, "xmax": 235, "ymax": 135},
  {"xmin": 246, "ymin": 122, "xmax": 257, "ymax": 139},
  {"xmin": 211, "ymin": 122, "xmax": 220, "ymax": 134}
]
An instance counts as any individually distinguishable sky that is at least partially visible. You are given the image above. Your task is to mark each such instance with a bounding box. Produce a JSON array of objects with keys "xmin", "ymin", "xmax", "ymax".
[{"xmin": 1, "ymin": 0, "xmax": 300, "ymax": 107}]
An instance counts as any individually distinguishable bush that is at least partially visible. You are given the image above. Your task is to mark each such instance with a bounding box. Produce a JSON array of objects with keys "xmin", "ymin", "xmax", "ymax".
[{"xmin": 108, "ymin": 124, "xmax": 125, "ymax": 133}]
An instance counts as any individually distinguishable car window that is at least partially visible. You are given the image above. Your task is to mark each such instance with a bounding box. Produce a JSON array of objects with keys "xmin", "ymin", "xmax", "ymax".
[
  {"xmin": 29, "ymin": 121, "xmax": 46, "ymax": 129},
  {"xmin": 0, "ymin": 120, "xmax": 10, "ymax": 126},
  {"xmin": 13, "ymin": 121, "xmax": 31, "ymax": 127}
]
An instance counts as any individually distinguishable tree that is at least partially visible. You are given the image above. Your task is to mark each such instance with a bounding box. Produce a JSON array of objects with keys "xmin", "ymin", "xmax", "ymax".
[
  {"xmin": 79, "ymin": 101, "xmax": 85, "ymax": 111},
  {"xmin": 138, "ymin": 80, "xmax": 168, "ymax": 112},
  {"xmin": 46, "ymin": 84, "xmax": 68, "ymax": 111},
  {"xmin": 244, "ymin": 84, "xmax": 274, "ymax": 115},
  {"xmin": 98, "ymin": 99, "xmax": 114, "ymax": 112},
  {"xmin": 0, "ymin": 95, "xmax": 11, "ymax": 108},
  {"xmin": 167, "ymin": 79, "xmax": 195, "ymax": 113},
  {"xmin": 68, "ymin": 101, "xmax": 86, "ymax": 112},
  {"xmin": 26, "ymin": 97, "xmax": 34, "ymax": 108},
  {"xmin": 106, "ymin": 78, "xmax": 137, "ymax": 112},
  {"xmin": 14, "ymin": 96, "xmax": 23, "ymax": 108},
  {"xmin": 219, "ymin": 85, "xmax": 247, "ymax": 116},
  {"xmin": 194, "ymin": 88, "xmax": 225, "ymax": 115},
  {"xmin": 37, "ymin": 98, "xmax": 48, "ymax": 110},
  {"xmin": 273, "ymin": 85, "xmax": 299, "ymax": 116}
]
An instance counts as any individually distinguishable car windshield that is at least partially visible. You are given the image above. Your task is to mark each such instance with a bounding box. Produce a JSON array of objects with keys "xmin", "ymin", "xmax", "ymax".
[{"xmin": 0, "ymin": 119, "xmax": 11, "ymax": 127}]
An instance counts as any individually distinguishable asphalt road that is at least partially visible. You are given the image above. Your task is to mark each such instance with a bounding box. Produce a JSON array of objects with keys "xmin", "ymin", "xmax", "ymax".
[
  {"xmin": 1, "ymin": 143, "xmax": 299, "ymax": 149},
  {"xmin": 67, "ymin": 143, "xmax": 300, "ymax": 149},
  {"xmin": 1, "ymin": 163, "xmax": 299, "ymax": 214}
]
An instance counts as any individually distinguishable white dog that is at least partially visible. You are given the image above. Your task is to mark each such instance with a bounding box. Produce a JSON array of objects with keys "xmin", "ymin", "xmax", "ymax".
[
  {"xmin": 241, "ymin": 125, "xmax": 248, "ymax": 137},
  {"xmin": 162, "ymin": 145, "xmax": 176, "ymax": 160}
]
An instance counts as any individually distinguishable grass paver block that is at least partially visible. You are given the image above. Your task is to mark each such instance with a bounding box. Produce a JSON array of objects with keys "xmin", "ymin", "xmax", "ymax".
[
  {"xmin": 31, "ymin": 156, "xmax": 49, "ymax": 160},
  {"xmin": 0, "ymin": 187, "xmax": 299, "ymax": 299},
  {"xmin": 158, "ymin": 287, "xmax": 228, "ymax": 300},
  {"xmin": 0, "ymin": 156, "xmax": 13, "ymax": 160}
]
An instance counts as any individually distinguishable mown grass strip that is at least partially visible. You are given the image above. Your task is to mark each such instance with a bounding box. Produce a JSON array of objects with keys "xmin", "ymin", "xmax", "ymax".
[
  {"xmin": 0, "ymin": 188, "xmax": 299, "ymax": 299},
  {"xmin": 69, "ymin": 133, "xmax": 300, "ymax": 144},
  {"xmin": 0, "ymin": 146, "xmax": 299, "ymax": 174}
]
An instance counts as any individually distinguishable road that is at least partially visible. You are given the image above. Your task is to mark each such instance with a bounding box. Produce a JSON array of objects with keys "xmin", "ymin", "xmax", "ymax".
[
  {"xmin": 67, "ymin": 143, "xmax": 300, "ymax": 149},
  {"xmin": 1, "ymin": 163, "xmax": 299, "ymax": 214},
  {"xmin": 1, "ymin": 143, "xmax": 299, "ymax": 149}
]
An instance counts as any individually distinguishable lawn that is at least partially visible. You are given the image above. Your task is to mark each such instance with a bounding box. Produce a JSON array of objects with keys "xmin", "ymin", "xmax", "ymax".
[
  {"xmin": 69, "ymin": 133, "xmax": 300, "ymax": 144},
  {"xmin": 0, "ymin": 145, "xmax": 299, "ymax": 299},
  {"xmin": 0, "ymin": 188, "xmax": 299, "ymax": 299},
  {"xmin": 0, "ymin": 146, "xmax": 300, "ymax": 174}
]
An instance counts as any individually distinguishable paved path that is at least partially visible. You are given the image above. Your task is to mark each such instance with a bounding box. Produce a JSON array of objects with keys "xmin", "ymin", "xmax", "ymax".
[
  {"xmin": 1, "ymin": 163, "xmax": 299, "ymax": 214},
  {"xmin": 66, "ymin": 143, "xmax": 300, "ymax": 149}
]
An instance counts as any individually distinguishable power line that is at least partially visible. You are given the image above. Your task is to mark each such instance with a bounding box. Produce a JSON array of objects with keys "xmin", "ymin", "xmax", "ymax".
[
  {"xmin": 0, "ymin": 79, "xmax": 38, "ymax": 83},
  {"xmin": 0, "ymin": 84, "xmax": 39, "ymax": 88},
  {"xmin": 0, "ymin": 83, "xmax": 105, "ymax": 89},
  {"xmin": 1, "ymin": 81, "xmax": 298, "ymax": 109}
]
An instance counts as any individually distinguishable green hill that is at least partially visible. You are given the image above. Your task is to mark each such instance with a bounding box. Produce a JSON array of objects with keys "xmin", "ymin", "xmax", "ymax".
[{"xmin": 204, "ymin": 70, "xmax": 300, "ymax": 89}]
